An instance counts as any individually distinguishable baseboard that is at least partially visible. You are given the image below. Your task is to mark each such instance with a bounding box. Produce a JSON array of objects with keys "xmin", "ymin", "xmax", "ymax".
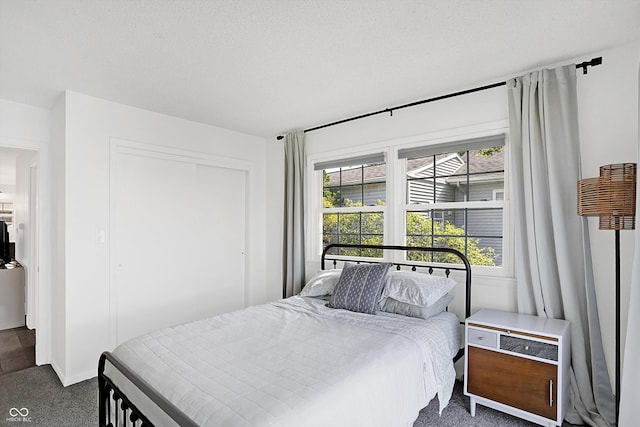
[
  {"xmin": 49, "ymin": 359, "xmax": 66, "ymax": 385},
  {"xmin": 49, "ymin": 361, "xmax": 95, "ymax": 387}
]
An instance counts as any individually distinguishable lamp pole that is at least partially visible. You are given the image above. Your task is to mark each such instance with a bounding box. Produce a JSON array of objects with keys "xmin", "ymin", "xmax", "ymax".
[{"xmin": 615, "ymin": 229, "xmax": 620, "ymax": 422}]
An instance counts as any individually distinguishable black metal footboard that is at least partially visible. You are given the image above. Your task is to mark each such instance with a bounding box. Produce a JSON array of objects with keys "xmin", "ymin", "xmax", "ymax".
[{"xmin": 98, "ymin": 351, "xmax": 198, "ymax": 427}]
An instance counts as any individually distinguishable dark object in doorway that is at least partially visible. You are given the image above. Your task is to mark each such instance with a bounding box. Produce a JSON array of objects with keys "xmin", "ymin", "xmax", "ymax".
[{"xmin": 0, "ymin": 220, "xmax": 10, "ymax": 266}]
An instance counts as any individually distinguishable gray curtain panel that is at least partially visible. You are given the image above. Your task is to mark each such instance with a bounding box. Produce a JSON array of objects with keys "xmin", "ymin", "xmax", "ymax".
[
  {"xmin": 283, "ymin": 130, "xmax": 306, "ymax": 297},
  {"xmin": 508, "ymin": 65, "xmax": 615, "ymax": 426}
]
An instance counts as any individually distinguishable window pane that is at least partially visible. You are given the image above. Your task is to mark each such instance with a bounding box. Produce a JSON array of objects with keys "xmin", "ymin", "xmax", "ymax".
[
  {"xmin": 466, "ymin": 208, "xmax": 503, "ymax": 238},
  {"xmin": 323, "ymin": 162, "xmax": 386, "ymax": 207},
  {"xmin": 323, "ymin": 213, "xmax": 338, "ymax": 236},
  {"xmin": 361, "ymin": 212, "xmax": 384, "ymax": 234},
  {"xmin": 322, "ymin": 211, "xmax": 384, "ymax": 259},
  {"xmin": 406, "ymin": 147, "xmax": 504, "ymax": 204},
  {"xmin": 473, "ymin": 237, "xmax": 503, "ymax": 267},
  {"xmin": 339, "ymin": 213, "xmax": 361, "ymax": 235},
  {"xmin": 405, "ymin": 209, "xmax": 502, "ymax": 266},
  {"xmin": 461, "ymin": 148, "xmax": 505, "ymax": 201}
]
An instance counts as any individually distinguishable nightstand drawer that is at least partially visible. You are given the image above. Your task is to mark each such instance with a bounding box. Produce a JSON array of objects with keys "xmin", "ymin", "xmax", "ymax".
[
  {"xmin": 500, "ymin": 335, "xmax": 558, "ymax": 361},
  {"xmin": 468, "ymin": 328, "xmax": 497, "ymax": 348}
]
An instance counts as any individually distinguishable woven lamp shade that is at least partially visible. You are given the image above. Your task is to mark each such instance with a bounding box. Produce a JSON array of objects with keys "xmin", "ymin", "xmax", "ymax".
[{"xmin": 577, "ymin": 163, "xmax": 637, "ymax": 230}]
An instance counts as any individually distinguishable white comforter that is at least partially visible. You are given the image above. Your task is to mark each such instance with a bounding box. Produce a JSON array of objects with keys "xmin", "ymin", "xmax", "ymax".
[{"xmin": 106, "ymin": 296, "xmax": 460, "ymax": 427}]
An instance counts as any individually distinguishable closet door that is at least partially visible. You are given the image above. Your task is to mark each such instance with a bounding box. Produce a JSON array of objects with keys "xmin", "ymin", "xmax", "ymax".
[
  {"xmin": 192, "ymin": 163, "xmax": 246, "ymax": 319},
  {"xmin": 112, "ymin": 145, "xmax": 246, "ymax": 345}
]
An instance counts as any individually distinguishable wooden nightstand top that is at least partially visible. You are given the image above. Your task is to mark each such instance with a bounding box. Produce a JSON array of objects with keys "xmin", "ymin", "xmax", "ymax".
[{"xmin": 467, "ymin": 309, "xmax": 570, "ymax": 338}]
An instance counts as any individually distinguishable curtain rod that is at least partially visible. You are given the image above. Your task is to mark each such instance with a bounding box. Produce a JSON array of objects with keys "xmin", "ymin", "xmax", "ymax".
[{"xmin": 276, "ymin": 56, "xmax": 602, "ymax": 140}]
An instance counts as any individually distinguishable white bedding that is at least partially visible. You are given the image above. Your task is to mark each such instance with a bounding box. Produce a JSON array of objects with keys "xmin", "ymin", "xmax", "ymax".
[{"xmin": 106, "ymin": 296, "xmax": 460, "ymax": 427}]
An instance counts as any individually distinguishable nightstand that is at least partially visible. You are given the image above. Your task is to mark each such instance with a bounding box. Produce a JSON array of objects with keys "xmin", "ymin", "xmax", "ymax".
[{"xmin": 464, "ymin": 309, "xmax": 571, "ymax": 427}]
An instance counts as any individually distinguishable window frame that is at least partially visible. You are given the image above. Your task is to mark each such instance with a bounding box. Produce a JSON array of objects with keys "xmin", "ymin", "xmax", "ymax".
[
  {"xmin": 307, "ymin": 123, "xmax": 513, "ymax": 278},
  {"xmin": 307, "ymin": 148, "xmax": 392, "ymax": 263}
]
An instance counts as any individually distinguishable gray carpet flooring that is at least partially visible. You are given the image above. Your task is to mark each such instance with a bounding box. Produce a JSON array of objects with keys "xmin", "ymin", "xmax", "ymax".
[
  {"xmin": 0, "ymin": 365, "xmax": 578, "ymax": 426},
  {"xmin": 0, "ymin": 365, "xmax": 97, "ymax": 427}
]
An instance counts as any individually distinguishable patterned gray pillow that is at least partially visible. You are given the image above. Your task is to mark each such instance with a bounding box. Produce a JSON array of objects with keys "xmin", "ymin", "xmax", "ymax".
[{"xmin": 327, "ymin": 262, "xmax": 391, "ymax": 314}]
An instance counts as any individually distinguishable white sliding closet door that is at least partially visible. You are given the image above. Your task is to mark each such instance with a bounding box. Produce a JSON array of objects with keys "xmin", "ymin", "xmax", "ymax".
[
  {"xmin": 112, "ymin": 144, "xmax": 247, "ymax": 345},
  {"xmin": 192, "ymin": 164, "xmax": 246, "ymax": 319}
]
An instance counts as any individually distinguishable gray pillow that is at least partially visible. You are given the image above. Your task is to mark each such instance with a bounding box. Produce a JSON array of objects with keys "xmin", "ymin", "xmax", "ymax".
[
  {"xmin": 327, "ymin": 262, "xmax": 391, "ymax": 314},
  {"xmin": 379, "ymin": 293, "xmax": 454, "ymax": 320}
]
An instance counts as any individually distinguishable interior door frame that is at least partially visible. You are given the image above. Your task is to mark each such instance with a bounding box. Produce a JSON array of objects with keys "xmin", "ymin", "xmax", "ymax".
[
  {"xmin": 108, "ymin": 137, "xmax": 252, "ymax": 348},
  {"xmin": 0, "ymin": 140, "xmax": 43, "ymax": 359},
  {"xmin": 26, "ymin": 161, "xmax": 38, "ymax": 328}
]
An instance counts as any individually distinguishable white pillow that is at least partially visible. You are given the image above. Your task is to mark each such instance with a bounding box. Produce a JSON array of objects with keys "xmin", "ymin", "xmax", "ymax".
[
  {"xmin": 299, "ymin": 269, "xmax": 342, "ymax": 297},
  {"xmin": 380, "ymin": 293, "xmax": 454, "ymax": 320},
  {"xmin": 381, "ymin": 270, "xmax": 456, "ymax": 307}
]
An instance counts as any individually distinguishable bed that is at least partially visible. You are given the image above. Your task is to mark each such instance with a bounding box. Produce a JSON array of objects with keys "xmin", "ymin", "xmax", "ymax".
[{"xmin": 98, "ymin": 243, "xmax": 472, "ymax": 427}]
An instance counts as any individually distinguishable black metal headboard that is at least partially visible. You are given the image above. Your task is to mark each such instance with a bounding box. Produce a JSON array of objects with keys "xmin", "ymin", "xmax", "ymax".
[{"xmin": 321, "ymin": 243, "xmax": 472, "ymax": 320}]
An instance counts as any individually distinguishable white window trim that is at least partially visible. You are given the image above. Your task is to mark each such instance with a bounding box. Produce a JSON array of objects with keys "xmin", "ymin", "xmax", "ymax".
[
  {"xmin": 404, "ymin": 200, "xmax": 504, "ymax": 212},
  {"xmin": 322, "ymin": 205, "xmax": 388, "ymax": 214},
  {"xmin": 306, "ymin": 121, "xmax": 513, "ymax": 279}
]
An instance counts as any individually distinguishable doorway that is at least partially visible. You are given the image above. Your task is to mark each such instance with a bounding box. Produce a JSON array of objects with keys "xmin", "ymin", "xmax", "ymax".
[{"xmin": 0, "ymin": 146, "xmax": 39, "ymax": 374}]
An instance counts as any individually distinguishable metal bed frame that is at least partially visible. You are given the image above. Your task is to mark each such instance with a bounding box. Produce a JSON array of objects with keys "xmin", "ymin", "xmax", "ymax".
[{"xmin": 98, "ymin": 243, "xmax": 472, "ymax": 427}]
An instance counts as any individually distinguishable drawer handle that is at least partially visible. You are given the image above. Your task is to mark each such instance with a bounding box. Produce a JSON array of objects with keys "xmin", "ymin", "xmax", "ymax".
[
  {"xmin": 549, "ymin": 379, "xmax": 553, "ymax": 407},
  {"xmin": 477, "ymin": 336, "xmax": 485, "ymax": 341}
]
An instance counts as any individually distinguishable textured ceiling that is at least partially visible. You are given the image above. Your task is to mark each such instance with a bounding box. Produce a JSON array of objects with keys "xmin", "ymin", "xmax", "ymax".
[{"xmin": 1, "ymin": 0, "xmax": 640, "ymax": 138}]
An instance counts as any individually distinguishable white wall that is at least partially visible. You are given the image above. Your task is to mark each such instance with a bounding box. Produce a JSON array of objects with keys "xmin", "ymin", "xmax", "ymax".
[
  {"xmin": 0, "ymin": 99, "xmax": 52, "ymax": 365},
  {"xmin": 53, "ymin": 91, "xmax": 274, "ymax": 385},
  {"xmin": 0, "ymin": 100, "xmax": 50, "ymax": 142},
  {"xmin": 302, "ymin": 40, "xmax": 640, "ymax": 388}
]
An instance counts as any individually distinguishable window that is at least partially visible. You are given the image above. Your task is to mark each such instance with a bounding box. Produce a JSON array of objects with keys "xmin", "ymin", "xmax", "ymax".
[
  {"xmin": 319, "ymin": 153, "xmax": 386, "ymax": 258},
  {"xmin": 400, "ymin": 138, "xmax": 505, "ymax": 267},
  {"xmin": 311, "ymin": 131, "xmax": 508, "ymax": 272}
]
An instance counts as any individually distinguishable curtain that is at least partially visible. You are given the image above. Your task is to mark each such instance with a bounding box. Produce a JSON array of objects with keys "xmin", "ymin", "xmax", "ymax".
[
  {"xmin": 508, "ymin": 65, "xmax": 615, "ymax": 426},
  {"xmin": 283, "ymin": 130, "xmax": 306, "ymax": 297},
  {"xmin": 619, "ymin": 70, "xmax": 640, "ymax": 427}
]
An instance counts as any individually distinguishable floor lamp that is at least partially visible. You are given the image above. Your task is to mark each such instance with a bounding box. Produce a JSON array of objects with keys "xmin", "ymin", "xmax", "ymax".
[{"xmin": 577, "ymin": 163, "xmax": 637, "ymax": 423}]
